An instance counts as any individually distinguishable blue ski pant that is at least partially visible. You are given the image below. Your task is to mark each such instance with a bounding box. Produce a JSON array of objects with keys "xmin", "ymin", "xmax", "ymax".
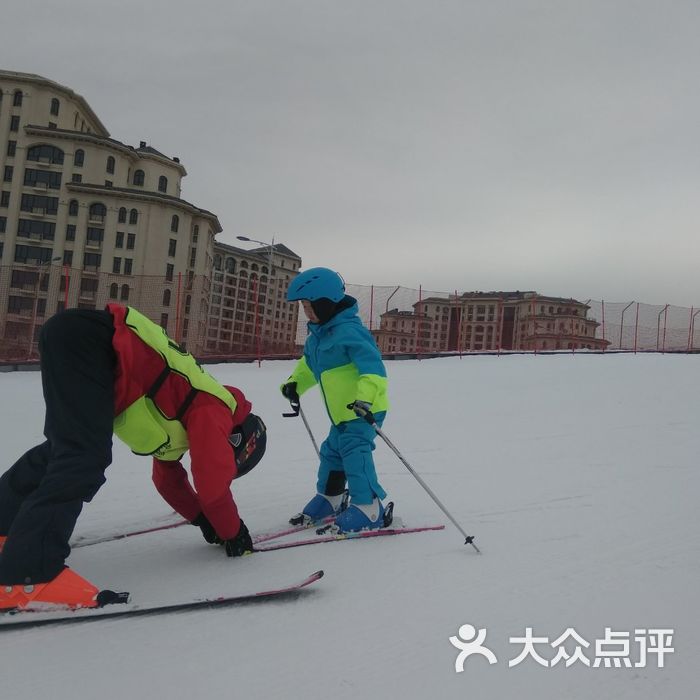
[{"xmin": 316, "ymin": 413, "xmax": 386, "ymax": 505}]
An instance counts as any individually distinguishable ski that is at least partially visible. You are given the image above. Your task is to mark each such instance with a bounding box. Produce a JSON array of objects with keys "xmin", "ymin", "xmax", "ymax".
[
  {"xmin": 255, "ymin": 525, "xmax": 445, "ymax": 551},
  {"xmin": 0, "ymin": 570, "xmax": 324, "ymax": 631},
  {"xmin": 72, "ymin": 516, "xmax": 335, "ymax": 549},
  {"xmin": 71, "ymin": 493, "xmax": 352, "ymax": 549},
  {"xmin": 253, "ymin": 515, "xmax": 336, "ymax": 544},
  {"xmin": 72, "ymin": 519, "xmax": 188, "ymax": 548}
]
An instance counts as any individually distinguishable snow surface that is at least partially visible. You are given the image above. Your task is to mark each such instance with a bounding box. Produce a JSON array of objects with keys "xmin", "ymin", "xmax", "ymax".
[{"xmin": 0, "ymin": 353, "xmax": 698, "ymax": 699}]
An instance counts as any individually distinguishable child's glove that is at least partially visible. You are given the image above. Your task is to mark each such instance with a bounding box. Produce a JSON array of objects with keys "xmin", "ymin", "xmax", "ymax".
[
  {"xmin": 347, "ymin": 400, "xmax": 375, "ymax": 424},
  {"xmin": 191, "ymin": 513, "xmax": 222, "ymax": 544},
  {"xmin": 223, "ymin": 520, "xmax": 254, "ymax": 557},
  {"xmin": 281, "ymin": 381, "xmax": 299, "ymax": 403}
]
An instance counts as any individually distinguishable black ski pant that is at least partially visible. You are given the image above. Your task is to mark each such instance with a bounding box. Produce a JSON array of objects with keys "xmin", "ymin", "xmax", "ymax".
[{"xmin": 0, "ymin": 309, "xmax": 116, "ymax": 585}]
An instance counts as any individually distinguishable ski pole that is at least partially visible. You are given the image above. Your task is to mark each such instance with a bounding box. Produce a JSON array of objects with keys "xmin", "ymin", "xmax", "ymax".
[
  {"xmin": 299, "ymin": 405, "xmax": 320, "ymax": 457},
  {"xmin": 283, "ymin": 398, "xmax": 320, "ymax": 458},
  {"xmin": 351, "ymin": 405, "xmax": 480, "ymax": 552},
  {"xmin": 375, "ymin": 424, "xmax": 480, "ymax": 552}
]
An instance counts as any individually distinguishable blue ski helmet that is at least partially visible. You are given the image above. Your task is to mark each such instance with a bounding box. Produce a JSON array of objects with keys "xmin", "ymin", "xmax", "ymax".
[{"xmin": 287, "ymin": 267, "xmax": 345, "ymax": 302}]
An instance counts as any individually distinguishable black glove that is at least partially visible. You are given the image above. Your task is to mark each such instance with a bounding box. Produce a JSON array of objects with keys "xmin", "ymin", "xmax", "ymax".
[
  {"xmin": 347, "ymin": 400, "xmax": 375, "ymax": 424},
  {"xmin": 192, "ymin": 513, "xmax": 222, "ymax": 545},
  {"xmin": 224, "ymin": 520, "xmax": 254, "ymax": 557},
  {"xmin": 281, "ymin": 381, "xmax": 299, "ymax": 403}
]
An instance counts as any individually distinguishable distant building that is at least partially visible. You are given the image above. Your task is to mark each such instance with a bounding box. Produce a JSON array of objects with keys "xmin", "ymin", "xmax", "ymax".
[
  {"xmin": 0, "ymin": 69, "xmax": 219, "ymax": 355},
  {"xmin": 373, "ymin": 291, "xmax": 608, "ymax": 354},
  {"xmin": 207, "ymin": 242, "xmax": 302, "ymax": 355}
]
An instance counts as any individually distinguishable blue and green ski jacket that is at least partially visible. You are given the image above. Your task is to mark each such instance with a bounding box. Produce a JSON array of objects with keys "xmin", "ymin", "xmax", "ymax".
[{"xmin": 286, "ymin": 297, "xmax": 389, "ymax": 425}]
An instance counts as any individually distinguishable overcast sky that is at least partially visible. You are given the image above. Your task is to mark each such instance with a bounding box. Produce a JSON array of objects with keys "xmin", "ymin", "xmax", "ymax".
[{"xmin": 3, "ymin": 1, "xmax": 700, "ymax": 305}]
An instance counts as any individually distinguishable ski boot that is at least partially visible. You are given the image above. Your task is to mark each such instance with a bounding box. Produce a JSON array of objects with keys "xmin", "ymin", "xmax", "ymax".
[
  {"xmin": 289, "ymin": 491, "xmax": 348, "ymax": 526},
  {"xmin": 332, "ymin": 498, "xmax": 393, "ymax": 533},
  {"xmin": 0, "ymin": 568, "xmax": 100, "ymax": 611}
]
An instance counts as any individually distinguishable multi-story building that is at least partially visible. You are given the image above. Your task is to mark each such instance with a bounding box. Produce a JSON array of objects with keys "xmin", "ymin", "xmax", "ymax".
[
  {"xmin": 373, "ymin": 291, "xmax": 608, "ymax": 354},
  {"xmin": 0, "ymin": 69, "xmax": 220, "ymax": 357},
  {"xmin": 207, "ymin": 241, "xmax": 302, "ymax": 355}
]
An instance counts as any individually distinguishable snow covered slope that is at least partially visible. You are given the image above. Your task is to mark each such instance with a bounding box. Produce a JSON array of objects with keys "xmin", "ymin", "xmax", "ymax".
[{"xmin": 0, "ymin": 353, "xmax": 697, "ymax": 699}]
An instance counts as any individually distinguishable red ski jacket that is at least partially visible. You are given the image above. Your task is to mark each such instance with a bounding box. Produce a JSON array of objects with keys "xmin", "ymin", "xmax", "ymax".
[{"xmin": 107, "ymin": 304, "xmax": 251, "ymax": 540}]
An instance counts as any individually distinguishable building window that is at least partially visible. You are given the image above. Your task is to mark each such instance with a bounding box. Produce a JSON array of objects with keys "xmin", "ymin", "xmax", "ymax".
[
  {"xmin": 13, "ymin": 90, "xmax": 23, "ymax": 107},
  {"xmin": 124, "ymin": 258, "xmax": 133, "ymax": 275},
  {"xmin": 50, "ymin": 98, "xmax": 60, "ymax": 116},
  {"xmin": 112, "ymin": 257, "xmax": 122, "ymax": 274},
  {"xmin": 133, "ymin": 170, "xmax": 144, "ymax": 186},
  {"xmin": 117, "ymin": 207, "xmax": 126, "ymax": 223},
  {"xmin": 86, "ymin": 227, "xmax": 104, "ymax": 245},
  {"xmin": 4, "ymin": 166, "xmax": 13, "ymax": 183},
  {"xmin": 7, "ymin": 296, "xmax": 34, "ymax": 314},
  {"xmin": 109, "ymin": 283, "xmax": 118, "ymax": 299},
  {"xmin": 160, "ymin": 313, "xmax": 169, "ymax": 330},
  {"xmin": 105, "ymin": 180, "xmax": 112, "ymax": 188},
  {"xmin": 126, "ymin": 233, "xmax": 135, "ymax": 250},
  {"xmin": 63, "ymin": 250, "xmax": 73, "ymax": 265},
  {"xmin": 129, "ymin": 209, "xmax": 138, "ymax": 225},
  {"xmin": 189, "ymin": 247, "xmax": 197, "ymax": 267},
  {"xmin": 115, "ymin": 231, "xmax": 124, "ymax": 248},
  {"xmin": 225, "ymin": 257, "xmax": 235, "ymax": 274},
  {"xmin": 163, "ymin": 289, "xmax": 171, "ymax": 306},
  {"xmin": 158, "ymin": 176, "xmax": 168, "ymax": 193},
  {"xmin": 192, "ymin": 224, "xmax": 199, "ymax": 242},
  {"xmin": 65, "ymin": 224, "xmax": 76, "ymax": 241},
  {"xmin": 170, "ymin": 215, "xmax": 179, "ymax": 232},
  {"xmin": 88, "ymin": 202, "xmax": 106, "ymax": 222},
  {"xmin": 14, "ymin": 245, "xmax": 53, "ymax": 265},
  {"xmin": 0, "ymin": 216, "xmax": 5, "ymax": 233},
  {"xmin": 165, "ymin": 264, "xmax": 174, "ymax": 281},
  {"xmin": 20, "ymin": 194, "xmax": 59, "ymax": 215},
  {"xmin": 80, "ymin": 277, "xmax": 99, "ymax": 297},
  {"xmin": 6, "ymin": 141, "xmax": 16, "ymax": 157},
  {"xmin": 24, "ymin": 168, "xmax": 62, "ymax": 189},
  {"xmin": 68, "ymin": 199, "xmax": 79, "ymax": 216},
  {"xmin": 168, "ymin": 239, "xmax": 177, "ymax": 257},
  {"xmin": 71, "ymin": 173, "xmax": 82, "ymax": 183},
  {"xmin": 120, "ymin": 284, "xmax": 130, "ymax": 301},
  {"xmin": 10, "ymin": 116, "xmax": 20, "ymax": 132},
  {"xmin": 83, "ymin": 252, "xmax": 101, "ymax": 268},
  {"xmin": 106, "ymin": 156, "xmax": 115, "ymax": 174},
  {"xmin": 74, "ymin": 149, "xmax": 85, "ymax": 167},
  {"xmin": 0, "ymin": 191, "xmax": 9, "ymax": 207},
  {"xmin": 27, "ymin": 144, "xmax": 64, "ymax": 164}
]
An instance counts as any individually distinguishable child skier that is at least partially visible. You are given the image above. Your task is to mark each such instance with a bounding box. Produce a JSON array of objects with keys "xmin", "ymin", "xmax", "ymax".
[
  {"xmin": 0, "ymin": 304, "xmax": 266, "ymax": 611},
  {"xmin": 281, "ymin": 267, "xmax": 390, "ymax": 532}
]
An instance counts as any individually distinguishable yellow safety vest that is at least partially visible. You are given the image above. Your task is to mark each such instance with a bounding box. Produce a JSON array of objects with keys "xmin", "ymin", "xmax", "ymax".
[{"xmin": 112, "ymin": 307, "xmax": 235, "ymax": 461}]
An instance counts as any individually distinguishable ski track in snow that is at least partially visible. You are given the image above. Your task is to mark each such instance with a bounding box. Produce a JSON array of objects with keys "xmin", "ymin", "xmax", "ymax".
[{"xmin": 0, "ymin": 354, "xmax": 697, "ymax": 700}]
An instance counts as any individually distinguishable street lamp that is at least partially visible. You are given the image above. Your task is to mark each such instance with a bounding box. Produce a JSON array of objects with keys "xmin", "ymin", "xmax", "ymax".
[
  {"xmin": 236, "ymin": 235, "xmax": 276, "ymax": 359},
  {"xmin": 236, "ymin": 235, "xmax": 275, "ymax": 273},
  {"xmin": 27, "ymin": 255, "xmax": 62, "ymax": 361}
]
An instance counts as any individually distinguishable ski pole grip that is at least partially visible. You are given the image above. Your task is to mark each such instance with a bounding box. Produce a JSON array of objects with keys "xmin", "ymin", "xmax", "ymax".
[
  {"xmin": 347, "ymin": 401, "xmax": 376, "ymax": 424},
  {"xmin": 282, "ymin": 399, "xmax": 300, "ymax": 418}
]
